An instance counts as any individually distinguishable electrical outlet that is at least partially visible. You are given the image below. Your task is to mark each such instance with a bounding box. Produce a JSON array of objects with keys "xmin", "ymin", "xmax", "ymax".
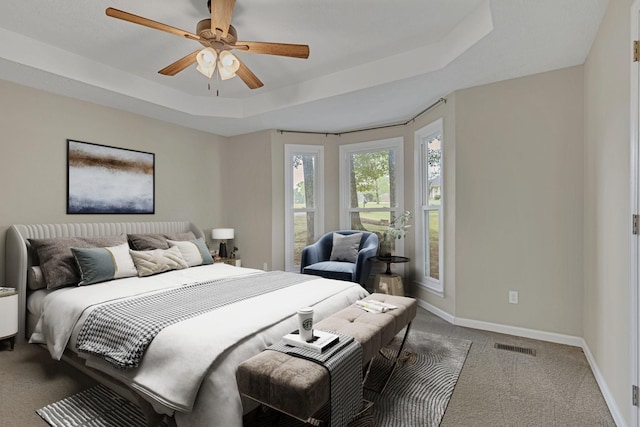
[
  {"xmin": 263, "ymin": 262, "xmax": 268, "ymax": 271},
  {"xmin": 509, "ymin": 290, "xmax": 518, "ymax": 304}
]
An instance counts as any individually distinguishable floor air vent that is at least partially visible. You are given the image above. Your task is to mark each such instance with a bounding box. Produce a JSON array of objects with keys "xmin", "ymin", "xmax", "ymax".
[{"xmin": 494, "ymin": 343, "xmax": 536, "ymax": 356}]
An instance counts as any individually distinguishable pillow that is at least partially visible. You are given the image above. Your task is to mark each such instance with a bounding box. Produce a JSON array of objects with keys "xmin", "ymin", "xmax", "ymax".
[
  {"xmin": 127, "ymin": 232, "xmax": 197, "ymax": 251},
  {"xmin": 164, "ymin": 231, "xmax": 197, "ymax": 241},
  {"xmin": 27, "ymin": 266, "xmax": 47, "ymax": 290},
  {"xmin": 129, "ymin": 246, "xmax": 189, "ymax": 277},
  {"xmin": 127, "ymin": 234, "xmax": 170, "ymax": 251},
  {"xmin": 167, "ymin": 238, "xmax": 213, "ymax": 267},
  {"xmin": 330, "ymin": 233, "xmax": 363, "ymax": 263},
  {"xmin": 71, "ymin": 243, "xmax": 138, "ymax": 286},
  {"xmin": 29, "ymin": 235, "xmax": 127, "ymax": 289}
]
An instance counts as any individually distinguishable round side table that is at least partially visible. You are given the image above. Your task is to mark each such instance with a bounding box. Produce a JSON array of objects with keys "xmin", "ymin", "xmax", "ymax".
[{"xmin": 372, "ymin": 256, "xmax": 410, "ymax": 296}]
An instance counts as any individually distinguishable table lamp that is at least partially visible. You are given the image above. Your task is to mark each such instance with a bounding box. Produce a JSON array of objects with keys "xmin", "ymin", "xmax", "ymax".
[{"xmin": 211, "ymin": 228, "xmax": 234, "ymax": 258}]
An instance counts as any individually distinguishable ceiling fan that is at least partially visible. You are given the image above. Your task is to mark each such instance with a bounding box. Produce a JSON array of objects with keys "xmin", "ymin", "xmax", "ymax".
[{"xmin": 105, "ymin": 0, "xmax": 310, "ymax": 90}]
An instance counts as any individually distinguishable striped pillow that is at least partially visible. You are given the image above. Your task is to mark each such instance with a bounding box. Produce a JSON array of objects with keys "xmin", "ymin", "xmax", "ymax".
[{"xmin": 72, "ymin": 243, "xmax": 137, "ymax": 286}]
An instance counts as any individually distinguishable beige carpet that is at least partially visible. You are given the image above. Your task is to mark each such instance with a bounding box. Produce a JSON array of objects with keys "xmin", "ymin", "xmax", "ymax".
[{"xmin": 0, "ymin": 307, "xmax": 616, "ymax": 427}]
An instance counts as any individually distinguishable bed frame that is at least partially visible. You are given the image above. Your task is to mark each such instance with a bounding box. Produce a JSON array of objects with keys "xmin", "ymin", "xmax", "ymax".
[{"xmin": 5, "ymin": 220, "xmax": 204, "ymax": 344}]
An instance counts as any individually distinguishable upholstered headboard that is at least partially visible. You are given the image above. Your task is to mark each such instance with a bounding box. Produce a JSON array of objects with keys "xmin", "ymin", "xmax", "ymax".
[{"xmin": 5, "ymin": 221, "xmax": 204, "ymax": 343}]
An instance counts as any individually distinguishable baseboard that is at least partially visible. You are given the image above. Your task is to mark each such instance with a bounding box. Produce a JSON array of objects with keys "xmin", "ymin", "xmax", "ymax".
[
  {"xmin": 581, "ymin": 340, "xmax": 628, "ymax": 427},
  {"xmin": 416, "ymin": 301, "xmax": 627, "ymax": 426},
  {"xmin": 416, "ymin": 299, "xmax": 455, "ymax": 324},
  {"xmin": 453, "ymin": 316, "xmax": 584, "ymax": 348}
]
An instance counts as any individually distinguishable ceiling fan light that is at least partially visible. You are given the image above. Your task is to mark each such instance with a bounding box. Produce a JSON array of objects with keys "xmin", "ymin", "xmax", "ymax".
[
  {"xmin": 196, "ymin": 63, "xmax": 215, "ymax": 78},
  {"xmin": 196, "ymin": 47, "xmax": 217, "ymax": 67},
  {"xmin": 219, "ymin": 51, "xmax": 240, "ymax": 73},
  {"xmin": 218, "ymin": 66, "xmax": 236, "ymax": 80}
]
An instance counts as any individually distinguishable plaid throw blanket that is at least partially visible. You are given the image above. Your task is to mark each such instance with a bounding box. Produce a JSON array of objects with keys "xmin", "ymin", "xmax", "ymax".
[
  {"xmin": 76, "ymin": 271, "xmax": 313, "ymax": 369},
  {"xmin": 268, "ymin": 331, "xmax": 363, "ymax": 427}
]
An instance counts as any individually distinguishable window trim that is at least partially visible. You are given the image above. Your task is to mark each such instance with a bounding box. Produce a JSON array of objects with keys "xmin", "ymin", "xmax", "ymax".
[
  {"xmin": 339, "ymin": 137, "xmax": 405, "ymax": 255},
  {"xmin": 414, "ymin": 119, "xmax": 444, "ymax": 295},
  {"xmin": 284, "ymin": 144, "xmax": 324, "ymax": 272}
]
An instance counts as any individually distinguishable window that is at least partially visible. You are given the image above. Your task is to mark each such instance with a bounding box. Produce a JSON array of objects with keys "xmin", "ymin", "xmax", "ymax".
[
  {"xmin": 284, "ymin": 145, "xmax": 324, "ymax": 272},
  {"xmin": 339, "ymin": 137, "xmax": 404, "ymax": 254},
  {"xmin": 415, "ymin": 119, "xmax": 443, "ymax": 293}
]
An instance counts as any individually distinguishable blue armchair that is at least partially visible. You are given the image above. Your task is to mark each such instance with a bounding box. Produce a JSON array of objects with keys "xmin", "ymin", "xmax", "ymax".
[{"xmin": 300, "ymin": 230, "xmax": 379, "ymax": 286}]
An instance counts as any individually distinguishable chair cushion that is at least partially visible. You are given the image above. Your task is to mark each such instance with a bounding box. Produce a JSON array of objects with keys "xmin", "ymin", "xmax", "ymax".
[
  {"xmin": 329, "ymin": 232, "xmax": 362, "ymax": 262},
  {"xmin": 303, "ymin": 261, "xmax": 355, "ymax": 282}
]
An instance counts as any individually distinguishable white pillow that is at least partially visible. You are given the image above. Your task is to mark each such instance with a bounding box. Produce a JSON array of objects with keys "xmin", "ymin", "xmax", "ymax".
[
  {"xmin": 167, "ymin": 238, "xmax": 214, "ymax": 267},
  {"xmin": 129, "ymin": 246, "xmax": 189, "ymax": 277}
]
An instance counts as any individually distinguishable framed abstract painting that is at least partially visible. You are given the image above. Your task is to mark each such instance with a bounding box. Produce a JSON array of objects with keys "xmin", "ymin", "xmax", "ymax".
[{"xmin": 67, "ymin": 140, "xmax": 155, "ymax": 214}]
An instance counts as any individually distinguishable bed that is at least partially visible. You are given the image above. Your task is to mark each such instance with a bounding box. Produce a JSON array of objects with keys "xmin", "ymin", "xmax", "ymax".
[{"xmin": 5, "ymin": 220, "xmax": 369, "ymax": 426}]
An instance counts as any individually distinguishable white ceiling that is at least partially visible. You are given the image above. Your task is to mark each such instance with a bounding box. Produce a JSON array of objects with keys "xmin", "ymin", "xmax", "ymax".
[{"xmin": 0, "ymin": 0, "xmax": 608, "ymax": 137}]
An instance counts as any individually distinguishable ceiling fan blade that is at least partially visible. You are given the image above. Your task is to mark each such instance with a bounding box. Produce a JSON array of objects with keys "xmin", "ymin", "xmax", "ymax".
[
  {"xmin": 158, "ymin": 50, "xmax": 200, "ymax": 76},
  {"xmin": 236, "ymin": 59, "xmax": 264, "ymax": 89},
  {"xmin": 210, "ymin": 0, "xmax": 236, "ymax": 40},
  {"xmin": 106, "ymin": 7, "xmax": 201, "ymax": 41},
  {"xmin": 235, "ymin": 41, "xmax": 310, "ymax": 59}
]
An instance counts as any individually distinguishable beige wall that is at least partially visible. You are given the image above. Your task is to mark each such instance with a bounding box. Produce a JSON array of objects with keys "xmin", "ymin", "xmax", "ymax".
[
  {"xmin": 583, "ymin": 0, "xmax": 632, "ymax": 423},
  {"xmin": 454, "ymin": 66, "xmax": 585, "ymax": 336},
  {"xmin": 0, "ymin": 80, "xmax": 226, "ymax": 284},
  {"xmin": 223, "ymin": 130, "xmax": 273, "ymax": 270}
]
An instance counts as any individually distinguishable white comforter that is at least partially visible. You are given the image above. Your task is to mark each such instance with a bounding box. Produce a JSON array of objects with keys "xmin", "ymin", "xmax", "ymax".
[{"xmin": 30, "ymin": 263, "xmax": 369, "ymax": 427}]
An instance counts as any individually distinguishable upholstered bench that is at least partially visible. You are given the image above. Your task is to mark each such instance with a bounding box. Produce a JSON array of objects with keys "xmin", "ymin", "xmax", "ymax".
[{"xmin": 236, "ymin": 293, "xmax": 417, "ymax": 424}]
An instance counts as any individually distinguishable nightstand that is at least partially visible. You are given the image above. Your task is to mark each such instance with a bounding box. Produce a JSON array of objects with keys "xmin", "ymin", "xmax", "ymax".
[
  {"xmin": 0, "ymin": 288, "xmax": 18, "ymax": 350},
  {"xmin": 217, "ymin": 258, "xmax": 241, "ymax": 267}
]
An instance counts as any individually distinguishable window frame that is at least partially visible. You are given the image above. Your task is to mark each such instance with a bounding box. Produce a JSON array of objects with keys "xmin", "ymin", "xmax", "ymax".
[
  {"xmin": 284, "ymin": 144, "xmax": 325, "ymax": 272},
  {"xmin": 339, "ymin": 137, "xmax": 405, "ymax": 255},
  {"xmin": 414, "ymin": 118, "xmax": 444, "ymax": 294}
]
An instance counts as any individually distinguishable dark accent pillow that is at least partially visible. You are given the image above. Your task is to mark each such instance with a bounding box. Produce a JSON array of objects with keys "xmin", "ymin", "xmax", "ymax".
[
  {"xmin": 29, "ymin": 235, "xmax": 128, "ymax": 289},
  {"xmin": 330, "ymin": 233, "xmax": 362, "ymax": 263},
  {"xmin": 127, "ymin": 232, "xmax": 197, "ymax": 251},
  {"xmin": 127, "ymin": 233, "xmax": 170, "ymax": 251}
]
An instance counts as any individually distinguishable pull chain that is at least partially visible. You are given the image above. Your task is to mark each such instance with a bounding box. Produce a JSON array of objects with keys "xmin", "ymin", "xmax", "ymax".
[{"xmin": 216, "ymin": 66, "xmax": 220, "ymax": 97}]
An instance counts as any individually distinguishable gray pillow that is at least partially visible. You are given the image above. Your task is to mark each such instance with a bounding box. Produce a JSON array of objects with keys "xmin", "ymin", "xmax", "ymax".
[
  {"xmin": 330, "ymin": 233, "xmax": 362, "ymax": 263},
  {"xmin": 164, "ymin": 232, "xmax": 197, "ymax": 241},
  {"xmin": 27, "ymin": 266, "xmax": 46, "ymax": 290},
  {"xmin": 30, "ymin": 235, "xmax": 128, "ymax": 289}
]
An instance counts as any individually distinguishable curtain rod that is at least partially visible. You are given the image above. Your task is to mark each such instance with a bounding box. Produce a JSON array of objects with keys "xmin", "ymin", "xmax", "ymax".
[{"xmin": 276, "ymin": 97, "xmax": 446, "ymax": 137}]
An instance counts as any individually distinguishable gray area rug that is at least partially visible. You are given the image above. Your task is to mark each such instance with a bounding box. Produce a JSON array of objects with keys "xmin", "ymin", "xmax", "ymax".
[
  {"xmin": 364, "ymin": 330, "xmax": 471, "ymax": 426},
  {"xmin": 36, "ymin": 383, "xmax": 161, "ymax": 427},
  {"xmin": 36, "ymin": 331, "xmax": 470, "ymax": 427}
]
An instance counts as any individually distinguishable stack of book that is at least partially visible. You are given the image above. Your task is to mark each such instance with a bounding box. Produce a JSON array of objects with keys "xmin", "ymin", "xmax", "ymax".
[
  {"xmin": 283, "ymin": 329, "xmax": 339, "ymax": 354},
  {"xmin": 0, "ymin": 287, "xmax": 16, "ymax": 295}
]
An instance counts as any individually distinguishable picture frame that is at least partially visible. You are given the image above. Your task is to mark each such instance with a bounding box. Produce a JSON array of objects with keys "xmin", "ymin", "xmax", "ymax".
[{"xmin": 67, "ymin": 139, "xmax": 155, "ymax": 214}]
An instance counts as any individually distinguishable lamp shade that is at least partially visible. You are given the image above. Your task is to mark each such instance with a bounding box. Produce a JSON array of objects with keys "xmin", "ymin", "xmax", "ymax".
[
  {"xmin": 212, "ymin": 228, "xmax": 234, "ymax": 240},
  {"xmin": 218, "ymin": 51, "xmax": 240, "ymax": 80},
  {"xmin": 196, "ymin": 48, "xmax": 217, "ymax": 78}
]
